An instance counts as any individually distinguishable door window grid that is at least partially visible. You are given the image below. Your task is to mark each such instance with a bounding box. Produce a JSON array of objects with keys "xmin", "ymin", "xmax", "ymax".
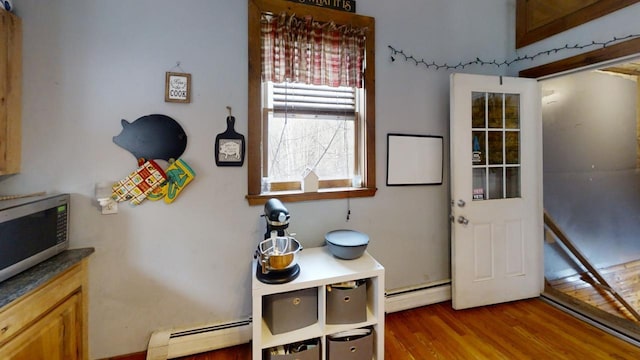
[{"xmin": 472, "ymin": 92, "xmax": 521, "ymax": 201}]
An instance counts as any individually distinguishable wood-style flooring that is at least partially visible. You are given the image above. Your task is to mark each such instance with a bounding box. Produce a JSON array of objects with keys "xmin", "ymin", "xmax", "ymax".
[
  {"xmin": 547, "ymin": 259, "xmax": 640, "ymax": 322},
  {"xmin": 169, "ymin": 298, "xmax": 640, "ymax": 360}
]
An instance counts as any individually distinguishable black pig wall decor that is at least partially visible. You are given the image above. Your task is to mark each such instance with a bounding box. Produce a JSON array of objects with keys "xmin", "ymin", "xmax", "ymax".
[{"xmin": 113, "ymin": 114, "xmax": 187, "ymax": 164}]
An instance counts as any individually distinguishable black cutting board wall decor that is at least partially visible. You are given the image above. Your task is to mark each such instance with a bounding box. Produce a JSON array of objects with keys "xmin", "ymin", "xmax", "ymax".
[{"xmin": 215, "ymin": 114, "xmax": 245, "ymax": 167}]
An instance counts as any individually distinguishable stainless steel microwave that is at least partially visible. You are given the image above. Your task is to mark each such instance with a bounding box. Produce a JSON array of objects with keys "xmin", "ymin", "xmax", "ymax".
[{"xmin": 0, "ymin": 193, "xmax": 69, "ymax": 283}]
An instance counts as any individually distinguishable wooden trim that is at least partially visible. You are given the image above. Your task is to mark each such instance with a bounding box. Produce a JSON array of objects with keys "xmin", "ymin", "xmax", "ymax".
[
  {"xmin": 269, "ymin": 179, "xmax": 353, "ymax": 192},
  {"xmin": 515, "ymin": 0, "xmax": 640, "ymax": 48},
  {"xmin": 519, "ymin": 36, "xmax": 640, "ymax": 78},
  {"xmin": 247, "ymin": 0, "xmax": 375, "ymax": 205},
  {"xmin": 269, "ymin": 181, "xmax": 301, "ymax": 192},
  {"xmin": 246, "ymin": 186, "xmax": 376, "ymax": 206},
  {"xmin": 320, "ymin": 179, "xmax": 352, "ymax": 188}
]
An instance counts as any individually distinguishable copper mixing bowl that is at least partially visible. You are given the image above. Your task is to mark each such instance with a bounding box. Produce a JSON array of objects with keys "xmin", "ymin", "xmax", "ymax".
[{"xmin": 256, "ymin": 236, "xmax": 302, "ymax": 273}]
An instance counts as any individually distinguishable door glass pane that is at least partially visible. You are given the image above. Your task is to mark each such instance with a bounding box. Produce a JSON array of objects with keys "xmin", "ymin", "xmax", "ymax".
[
  {"xmin": 472, "ymin": 92, "xmax": 485, "ymax": 128},
  {"xmin": 470, "ymin": 91, "xmax": 521, "ymax": 201},
  {"xmin": 505, "ymin": 94, "xmax": 520, "ymax": 129},
  {"xmin": 489, "ymin": 168, "xmax": 503, "ymax": 199},
  {"xmin": 506, "ymin": 167, "xmax": 520, "ymax": 198},
  {"xmin": 488, "ymin": 93, "xmax": 503, "ymax": 128},
  {"xmin": 473, "ymin": 168, "xmax": 486, "ymax": 200},
  {"xmin": 505, "ymin": 131, "xmax": 519, "ymax": 164},
  {"xmin": 472, "ymin": 131, "xmax": 486, "ymax": 165},
  {"xmin": 488, "ymin": 131, "xmax": 503, "ymax": 165}
]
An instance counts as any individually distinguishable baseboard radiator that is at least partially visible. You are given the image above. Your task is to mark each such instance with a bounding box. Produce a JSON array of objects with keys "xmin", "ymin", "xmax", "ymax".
[
  {"xmin": 146, "ymin": 318, "xmax": 252, "ymax": 360},
  {"xmin": 385, "ymin": 281, "xmax": 451, "ymax": 313}
]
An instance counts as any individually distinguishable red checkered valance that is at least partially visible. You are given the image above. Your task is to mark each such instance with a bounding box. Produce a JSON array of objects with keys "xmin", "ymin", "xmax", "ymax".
[{"xmin": 261, "ymin": 12, "xmax": 366, "ymax": 88}]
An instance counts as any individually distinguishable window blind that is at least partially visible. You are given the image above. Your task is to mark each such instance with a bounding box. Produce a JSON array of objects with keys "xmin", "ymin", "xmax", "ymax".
[{"xmin": 272, "ymin": 83, "xmax": 356, "ymax": 118}]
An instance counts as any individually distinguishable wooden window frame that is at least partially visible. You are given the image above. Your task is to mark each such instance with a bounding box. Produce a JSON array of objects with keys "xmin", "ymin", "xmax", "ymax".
[{"xmin": 247, "ymin": 0, "xmax": 376, "ymax": 205}]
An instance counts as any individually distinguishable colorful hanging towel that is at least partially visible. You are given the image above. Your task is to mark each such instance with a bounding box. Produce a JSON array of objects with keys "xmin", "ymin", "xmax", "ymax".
[
  {"xmin": 162, "ymin": 158, "xmax": 195, "ymax": 204},
  {"xmin": 112, "ymin": 160, "xmax": 167, "ymax": 205}
]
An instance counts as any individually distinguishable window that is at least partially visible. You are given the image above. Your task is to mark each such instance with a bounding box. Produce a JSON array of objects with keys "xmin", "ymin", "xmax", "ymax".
[
  {"xmin": 247, "ymin": 0, "xmax": 376, "ymax": 205},
  {"xmin": 265, "ymin": 82, "xmax": 359, "ymax": 190}
]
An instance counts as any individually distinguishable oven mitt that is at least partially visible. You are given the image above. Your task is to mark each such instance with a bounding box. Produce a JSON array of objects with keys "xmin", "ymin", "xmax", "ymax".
[
  {"xmin": 163, "ymin": 158, "xmax": 195, "ymax": 204},
  {"xmin": 111, "ymin": 159, "xmax": 167, "ymax": 205},
  {"xmin": 147, "ymin": 158, "xmax": 195, "ymax": 204}
]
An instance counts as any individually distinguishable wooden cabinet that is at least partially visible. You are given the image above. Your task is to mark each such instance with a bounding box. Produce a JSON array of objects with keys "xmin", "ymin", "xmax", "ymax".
[
  {"xmin": 252, "ymin": 247, "xmax": 385, "ymax": 359},
  {"xmin": 0, "ymin": 259, "xmax": 89, "ymax": 360},
  {"xmin": 0, "ymin": 10, "xmax": 21, "ymax": 175}
]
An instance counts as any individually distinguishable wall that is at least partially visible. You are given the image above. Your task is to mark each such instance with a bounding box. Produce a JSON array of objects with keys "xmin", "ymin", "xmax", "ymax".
[{"xmin": 1, "ymin": 0, "xmax": 513, "ymax": 358}]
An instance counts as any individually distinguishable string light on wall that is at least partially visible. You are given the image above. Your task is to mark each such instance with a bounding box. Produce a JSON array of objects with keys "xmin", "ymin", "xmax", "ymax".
[{"xmin": 388, "ymin": 34, "xmax": 640, "ymax": 71}]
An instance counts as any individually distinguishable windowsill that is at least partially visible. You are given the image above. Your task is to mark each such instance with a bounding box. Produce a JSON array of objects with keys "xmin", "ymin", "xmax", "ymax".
[{"xmin": 245, "ymin": 187, "xmax": 377, "ymax": 206}]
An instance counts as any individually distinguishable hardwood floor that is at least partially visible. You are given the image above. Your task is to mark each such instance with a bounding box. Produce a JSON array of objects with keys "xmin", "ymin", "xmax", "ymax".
[
  {"xmin": 174, "ymin": 344, "xmax": 250, "ymax": 360},
  {"xmin": 547, "ymin": 259, "xmax": 640, "ymax": 322},
  {"xmin": 172, "ymin": 298, "xmax": 640, "ymax": 359}
]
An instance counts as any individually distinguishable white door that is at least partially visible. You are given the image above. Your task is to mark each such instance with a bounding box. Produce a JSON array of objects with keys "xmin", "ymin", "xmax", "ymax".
[{"xmin": 450, "ymin": 73, "xmax": 543, "ymax": 310}]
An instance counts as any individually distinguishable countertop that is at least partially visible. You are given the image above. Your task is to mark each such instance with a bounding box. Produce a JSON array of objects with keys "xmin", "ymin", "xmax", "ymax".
[{"xmin": 0, "ymin": 247, "xmax": 94, "ymax": 308}]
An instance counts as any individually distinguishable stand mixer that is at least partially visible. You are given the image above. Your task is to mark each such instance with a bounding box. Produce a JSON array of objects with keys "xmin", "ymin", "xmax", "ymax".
[{"xmin": 255, "ymin": 199, "xmax": 302, "ymax": 284}]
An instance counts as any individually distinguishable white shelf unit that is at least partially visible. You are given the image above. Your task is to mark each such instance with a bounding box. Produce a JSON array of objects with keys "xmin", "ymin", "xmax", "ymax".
[{"xmin": 252, "ymin": 246, "xmax": 385, "ymax": 359}]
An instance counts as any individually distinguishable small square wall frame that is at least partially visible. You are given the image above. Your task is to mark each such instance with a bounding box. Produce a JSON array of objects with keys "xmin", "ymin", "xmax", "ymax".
[{"xmin": 387, "ymin": 133, "xmax": 443, "ymax": 186}]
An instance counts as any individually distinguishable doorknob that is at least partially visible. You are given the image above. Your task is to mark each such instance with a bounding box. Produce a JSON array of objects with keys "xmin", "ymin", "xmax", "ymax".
[
  {"xmin": 457, "ymin": 216, "xmax": 469, "ymax": 225},
  {"xmin": 457, "ymin": 199, "xmax": 466, "ymax": 207}
]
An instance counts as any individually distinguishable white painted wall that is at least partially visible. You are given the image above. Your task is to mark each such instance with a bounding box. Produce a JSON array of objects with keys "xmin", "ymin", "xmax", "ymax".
[{"xmin": 11, "ymin": 0, "xmax": 634, "ymax": 358}]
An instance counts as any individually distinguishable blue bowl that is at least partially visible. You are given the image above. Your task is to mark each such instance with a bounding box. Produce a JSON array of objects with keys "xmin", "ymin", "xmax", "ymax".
[{"xmin": 325, "ymin": 229, "xmax": 369, "ymax": 260}]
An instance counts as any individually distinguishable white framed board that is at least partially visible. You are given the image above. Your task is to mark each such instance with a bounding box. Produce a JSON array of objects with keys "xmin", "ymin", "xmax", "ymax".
[{"xmin": 386, "ymin": 133, "xmax": 443, "ymax": 186}]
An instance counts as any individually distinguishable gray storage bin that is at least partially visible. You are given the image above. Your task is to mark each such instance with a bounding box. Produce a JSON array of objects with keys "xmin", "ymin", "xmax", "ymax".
[
  {"xmin": 264, "ymin": 339, "xmax": 321, "ymax": 360},
  {"xmin": 326, "ymin": 281, "xmax": 367, "ymax": 324},
  {"xmin": 263, "ymin": 288, "xmax": 318, "ymax": 335},
  {"xmin": 327, "ymin": 330, "xmax": 373, "ymax": 360}
]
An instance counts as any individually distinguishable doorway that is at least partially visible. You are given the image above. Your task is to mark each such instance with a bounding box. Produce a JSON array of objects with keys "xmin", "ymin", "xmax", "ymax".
[
  {"xmin": 523, "ymin": 51, "xmax": 640, "ymax": 340},
  {"xmin": 541, "ymin": 62, "xmax": 640, "ymax": 329}
]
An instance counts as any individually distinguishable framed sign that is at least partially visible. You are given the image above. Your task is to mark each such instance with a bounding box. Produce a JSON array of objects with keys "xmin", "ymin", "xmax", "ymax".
[
  {"xmin": 387, "ymin": 133, "xmax": 443, "ymax": 186},
  {"xmin": 165, "ymin": 72, "xmax": 191, "ymax": 103},
  {"xmin": 285, "ymin": 0, "xmax": 355, "ymax": 12}
]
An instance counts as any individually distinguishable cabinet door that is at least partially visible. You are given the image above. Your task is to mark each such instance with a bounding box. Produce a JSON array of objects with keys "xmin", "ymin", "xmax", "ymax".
[{"xmin": 0, "ymin": 294, "xmax": 81, "ymax": 360}]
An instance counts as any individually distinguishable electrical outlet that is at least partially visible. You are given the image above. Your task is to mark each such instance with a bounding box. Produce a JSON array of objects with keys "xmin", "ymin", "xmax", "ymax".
[{"xmin": 99, "ymin": 198, "xmax": 118, "ymax": 215}]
